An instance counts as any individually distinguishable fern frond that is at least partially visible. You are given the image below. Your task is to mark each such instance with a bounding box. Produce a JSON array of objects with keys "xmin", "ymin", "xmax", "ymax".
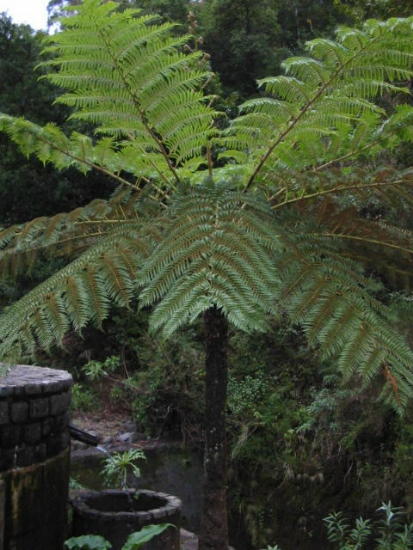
[
  {"xmin": 0, "ymin": 186, "xmax": 153, "ymax": 279},
  {"xmin": 40, "ymin": 0, "xmax": 218, "ymax": 180},
  {"xmin": 269, "ymin": 165, "xmax": 413, "ymax": 215},
  {"xmin": 0, "ymin": 114, "xmax": 141, "ymax": 187},
  {"xmin": 0, "ymin": 224, "xmax": 157, "ymax": 361},
  {"xmin": 279, "ymin": 241, "xmax": 413, "ymax": 410},
  {"xmin": 138, "ymin": 184, "xmax": 280, "ymax": 336},
  {"xmin": 305, "ymin": 198, "xmax": 413, "ymax": 290},
  {"xmin": 217, "ymin": 16, "xmax": 413, "ymax": 187}
]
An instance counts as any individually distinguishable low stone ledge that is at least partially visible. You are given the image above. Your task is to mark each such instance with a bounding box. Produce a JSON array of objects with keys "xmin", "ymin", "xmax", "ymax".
[
  {"xmin": 0, "ymin": 365, "xmax": 72, "ymax": 395},
  {"xmin": 0, "ymin": 365, "xmax": 73, "ymax": 471}
]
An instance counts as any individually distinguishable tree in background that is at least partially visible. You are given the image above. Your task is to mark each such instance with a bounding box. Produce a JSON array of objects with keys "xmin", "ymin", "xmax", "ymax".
[
  {"xmin": 333, "ymin": 0, "xmax": 413, "ymax": 22},
  {"xmin": 196, "ymin": 0, "xmax": 353, "ymax": 96},
  {"xmin": 45, "ymin": 0, "xmax": 413, "ymax": 98},
  {"xmin": 195, "ymin": 0, "xmax": 283, "ymax": 96},
  {"xmin": 47, "ymin": 0, "xmax": 190, "ymax": 25},
  {"xmin": 1, "ymin": 2, "xmax": 413, "ymax": 549},
  {"xmin": 0, "ymin": 13, "xmax": 114, "ymax": 225}
]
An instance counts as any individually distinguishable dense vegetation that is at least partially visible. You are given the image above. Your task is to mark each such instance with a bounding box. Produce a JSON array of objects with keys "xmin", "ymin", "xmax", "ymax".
[{"xmin": 1, "ymin": 2, "xmax": 413, "ymax": 549}]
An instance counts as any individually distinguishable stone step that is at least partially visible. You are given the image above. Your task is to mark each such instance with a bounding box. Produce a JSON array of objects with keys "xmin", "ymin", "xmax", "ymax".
[
  {"xmin": 180, "ymin": 529, "xmax": 235, "ymax": 550},
  {"xmin": 181, "ymin": 529, "xmax": 198, "ymax": 550}
]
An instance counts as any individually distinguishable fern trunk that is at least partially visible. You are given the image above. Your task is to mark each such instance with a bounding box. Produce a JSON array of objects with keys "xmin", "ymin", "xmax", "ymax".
[{"xmin": 199, "ymin": 306, "xmax": 230, "ymax": 550}]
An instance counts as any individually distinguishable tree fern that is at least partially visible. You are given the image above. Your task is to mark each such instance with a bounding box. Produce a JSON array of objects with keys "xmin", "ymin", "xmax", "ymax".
[
  {"xmin": 1, "ymin": 6, "xmax": 413, "ymax": 547},
  {"xmin": 0, "ymin": 0, "xmax": 411, "ymax": 404}
]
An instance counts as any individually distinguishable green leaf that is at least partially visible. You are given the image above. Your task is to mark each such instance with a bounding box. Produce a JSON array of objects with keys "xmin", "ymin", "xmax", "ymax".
[
  {"xmin": 65, "ymin": 535, "xmax": 112, "ymax": 550},
  {"xmin": 122, "ymin": 524, "xmax": 174, "ymax": 550}
]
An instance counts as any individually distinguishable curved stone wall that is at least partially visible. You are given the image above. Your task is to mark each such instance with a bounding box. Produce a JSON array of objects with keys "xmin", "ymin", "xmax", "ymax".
[
  {"xmin": 0, "ymin": 365, "xmax": 72, "ymax": 550},
  {"xmin": 72, "ymin": 489, "xmax": 181, "ymax": 550}
]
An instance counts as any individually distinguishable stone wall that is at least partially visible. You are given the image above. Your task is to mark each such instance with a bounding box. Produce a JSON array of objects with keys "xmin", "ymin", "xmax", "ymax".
[
  {"xmin": 0, "ymin": 365, "xmax": 73, "ymax": 550},
  {"xmin": 0, "ymin": 365, "xmax": 72, "ymax": 471}
]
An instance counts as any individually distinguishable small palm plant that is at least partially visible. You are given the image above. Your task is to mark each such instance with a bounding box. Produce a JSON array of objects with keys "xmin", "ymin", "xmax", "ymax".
[
  {"xmin": 65, "ymin": 524, "xmax": 173, "ymax": 550},
  {"xmin": 102, "ymin": 449, "xmax": 146, "ymax": 490},
  {"xmin": 1, "ymin": 2, "xmax": 413, "ymax": 548}
]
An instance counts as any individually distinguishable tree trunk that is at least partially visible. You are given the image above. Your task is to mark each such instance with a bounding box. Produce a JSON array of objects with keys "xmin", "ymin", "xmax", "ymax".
[{"xmin": 199, "ymin": 306, "xmax": 229, "ymax": 550}]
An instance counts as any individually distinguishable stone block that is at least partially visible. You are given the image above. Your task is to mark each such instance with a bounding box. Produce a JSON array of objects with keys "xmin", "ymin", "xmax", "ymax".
[
  {"xmin": 23, "ymin": 383, "xmax": 44, "ymax": 396},
  {"xmin": 0, "ymin": 449, "xmax": 14, "ymax": 471},
  {"xmin": 15, "ymin": 445, "xmax": 34, "ymax": 468},
  {"xmin": 29, "ymin": 397, "xmax": 49, "ymax": 419},
  {"xmin": 42, "ymin": 418, "xmax": 53, "ymax": 437},
  {"xmin": 0, "ymin": 425, "xmax": 21, "ymax": 448},
  {"xmin": 0, "ymin": 402, "xmax": 9, "ymax": 425},
  {"xmin": 50, "ymin": 392, "xmax": 71, "ymax": 415},
  {"xmin": 33, "ymin": 443, "xmax": 47, "ymax": 463},
  {"xmin": 10, "ymin": 401, "xmax": 28, "ymax": 424},
  {"xmin": 0, "ymin": 387, "xmax": 14, "ymax": 397},
  {"xmin": 52, "ymin": 413, "xmax": 69, "ymax": 433},
  {"xmin": 24, "ymin": 423, "xmax": 42, "ymax": 445}
]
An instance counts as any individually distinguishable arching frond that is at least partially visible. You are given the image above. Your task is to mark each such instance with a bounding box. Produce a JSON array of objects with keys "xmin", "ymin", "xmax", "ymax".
[
  {"xmin": 303, "ymin": 197, "xmax": 413, "ymax": 290},
  {"xmin": 267, "ymin": 165, "xmax": 413, "ymax": 218},
  {"xmin": 138, "ymin": 184, "xmax": 280, "ymax": 336},
  {"xmin": 278, "ymin": 235, "xmax": 413, "ymax": 411},
  {"xmin": 0, "ymin": 114, "xmax": 144, "ymax": 187},
  {"xmin": 0, "ymin": 224, "xmax": 158, "ymax": 362},
  {"xmin": 0, "ymin": 186, "xmax": 156, "ymax": 279},
  {"xmin": 39, "ymin": 0, "xmax": 218, "ymax": 180},
  {"xmin": 217, "ymin": 16, "xmax": 413, "ymax": 187}
]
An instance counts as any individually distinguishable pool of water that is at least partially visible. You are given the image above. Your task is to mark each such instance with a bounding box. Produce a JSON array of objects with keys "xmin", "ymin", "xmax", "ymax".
[
  {"xmin": 71, "ymin": 444, "xmax": 327, "ymax": 550},
  {"xmin": 71, "ymin": 443, "xmax": 203, "ymax": 533}
]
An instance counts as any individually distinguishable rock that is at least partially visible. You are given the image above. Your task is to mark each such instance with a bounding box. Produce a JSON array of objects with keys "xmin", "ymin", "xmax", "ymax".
[
  {"xmin": 179, "ymin": 529, "xmax": 235, "ymax": 550},
  {"xmin": 117, "ymin": 432, "xmax": 134, "ymax": 443},
  {"xmin": 180, "ymin": 529, "xmax": 198, "ymax": 550},
  {"xmin": 122, "ymin": 420, "xmax": 136, "ymax": 432},
  {"xmin": 71, "ymin": 440, "xmax": 88, "ymax": 451}
]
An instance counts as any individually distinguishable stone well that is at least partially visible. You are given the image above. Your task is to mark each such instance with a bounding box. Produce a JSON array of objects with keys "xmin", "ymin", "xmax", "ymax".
[
  {"xmin": 71, "ymin": 489, "xmax": 181, "ymax": 550},
  {"xmin": 0, "ymin": 364, "xmax": 73, "ymax": 550}
]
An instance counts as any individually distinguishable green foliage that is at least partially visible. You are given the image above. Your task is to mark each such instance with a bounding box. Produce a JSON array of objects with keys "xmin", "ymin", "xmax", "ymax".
[
  {"xmin": 0, "ymin": 0, "xmax": 413, "ymax": 414},
  {"xmin": 122, "ymin": 322, "xmax": 204, "ymax": 438},
  {"xmin": 82, "ymin": 355, "xmax": 121, "ymax": 380},
  {"xmin": 139, "ymin": 184, "xmax": 280, "ymax": 336},
  {"xmin": 69, "ymin": 477, "xmax": 86, "ymax": 490},
  {"xmin": 333, "ymin": 0, "xmax": 413, "ymax": 23},
  {"xmin": 261, "ymin": 502, "xmax": 413, "ymax": 549},
  {"xmin": 65, "ymin": 524, "xmax": 172, "ymax": 550},
  {"xmin": 196, "ymin": 0, "xmax": 283, "ymax": 96},
  {"xmin": 121, "ymin": 524, "xmax": 174, "ymax": 550},
  {"xmin": 324, "ymin": 502, "xmax": 413, "ymax": 550},
  {"xmin": 65, "ymin": 535, "xmax": 111, "ymax": 550},
  {"xmin": 71, "ymin": 382, "xmax": 99, "ymax": 411},
  {"xmin": 220, "ymin": 17, "xmax": 413, "ymax": 180},
  {"xmin": 102, "ymin": 449, "xmax": 146, "ymax": 489}
]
